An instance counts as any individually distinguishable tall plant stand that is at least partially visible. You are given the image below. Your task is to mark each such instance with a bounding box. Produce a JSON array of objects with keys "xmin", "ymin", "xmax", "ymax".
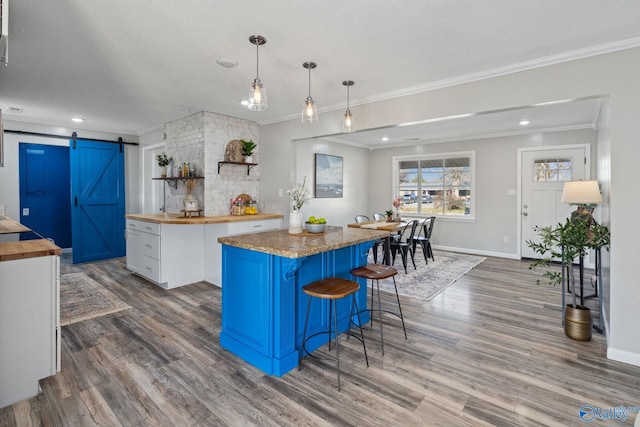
[{"xmin": 561, "ymin": 247, "xmax": 603, "ymax": 333}]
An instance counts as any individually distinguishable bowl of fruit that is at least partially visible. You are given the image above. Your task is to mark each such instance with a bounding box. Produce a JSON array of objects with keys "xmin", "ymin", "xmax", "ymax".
[{"xmin": 305, "ymin": 216, "xmax": 327, "ymax": 233}]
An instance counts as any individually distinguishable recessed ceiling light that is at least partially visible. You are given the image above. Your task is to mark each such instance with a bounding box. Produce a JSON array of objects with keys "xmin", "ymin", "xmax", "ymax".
[
  {"xmin": 381, "ymin": 137, "xmax": 389, "ymax": 141},
  {"xmin": 519, "ymin": 120, "xmax": 530, "ymax": 126},
  {"xmin": 217, "ymin": 58, "xmax": 238, "ymax": 68},
  {"xmin": 72, "ymin": 117, "xmax": 85, "ymax": 123},
  {"xmin": 7, "ymin": 107, "xmax": 24, "ymax": 114}
]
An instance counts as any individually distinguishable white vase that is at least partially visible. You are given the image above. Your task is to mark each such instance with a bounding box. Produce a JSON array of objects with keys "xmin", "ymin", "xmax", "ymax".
[
  {"xmin": 160, "ymin": 166, "xmax": 167, "ymax": 178},
  {"xmin": 245, "ymin": 155, "xmax": 253, "ymax": 163},
  {"xmin": 289, "ymin": 211, "xmax": 303, "ymax": 234}
]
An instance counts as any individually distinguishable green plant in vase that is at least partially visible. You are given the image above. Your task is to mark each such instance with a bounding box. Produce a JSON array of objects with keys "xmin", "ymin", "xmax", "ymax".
[
  {"xmin": 527, "ymin": 210, "xmax": 609, "ymax": 340},
  {"xmin": 156, "ymin": 153, "xmax": 172, "ymax": 178},
  {"xmin": 384, "ymin": 209, "xmax": 394, "ymax": 222},
  {"xmin": 241, "ymin": 139, "xmax": 257, "ymax": 163}
]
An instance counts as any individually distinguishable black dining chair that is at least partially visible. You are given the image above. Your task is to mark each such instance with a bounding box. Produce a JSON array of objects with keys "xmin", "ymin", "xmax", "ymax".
[
  {"xmin": 413, "ymin": 216, "xmax": 436, "ymax": 264},
  {"xmin": 389, "ymin": 220, "xmax": 418, "ymax": 273}
]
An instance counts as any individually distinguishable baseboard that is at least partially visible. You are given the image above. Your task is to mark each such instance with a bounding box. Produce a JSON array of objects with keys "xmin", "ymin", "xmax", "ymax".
[
  {"xmin": 432, "ymin": 244, "xmax": 520, "ymax": 260},
  {"xmin": 607, "ymin": 347, "xmax": 640, "ymax": 368}
]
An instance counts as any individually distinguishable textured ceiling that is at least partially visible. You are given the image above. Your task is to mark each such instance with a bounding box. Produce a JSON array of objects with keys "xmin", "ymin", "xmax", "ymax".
[{"xmin": 1, "ymin": 0, "xmax": 640, "ymax": 144}]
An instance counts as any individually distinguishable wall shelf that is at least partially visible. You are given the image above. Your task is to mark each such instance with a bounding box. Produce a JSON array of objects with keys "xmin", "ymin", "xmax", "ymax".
[
  {"xmin": 218, "ymin": 161, "xmax": 257, "ymax": 175},
  {"xmin": 153, "ymin": 176, "xmax": 204, "ymax": 189}
]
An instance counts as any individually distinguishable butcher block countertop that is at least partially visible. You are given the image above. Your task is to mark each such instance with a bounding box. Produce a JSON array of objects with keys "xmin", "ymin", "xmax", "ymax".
[
  {"xmin": 218, "ymin": 225, "xmax": 388, "ymax": 258},
  {"xmin": 0, "ymin": 239, "xmax": 62, "ymax": 262},
  {"xmin": 0, "ymin": 216, "xmax": 32, "ymax": 234},
  {"xmin": 125, "ymin": 213, "xmax": 283, "ymax": 225}
]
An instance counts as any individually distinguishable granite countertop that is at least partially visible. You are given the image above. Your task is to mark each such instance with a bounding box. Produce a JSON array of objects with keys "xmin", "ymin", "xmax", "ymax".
[
  {"xmin": 125, "ymin": 213, "xmax": 284, "ymax": 225},
  {"xmin": 218, "ymin": 225, "xmax": 388, "ymax": 258}
]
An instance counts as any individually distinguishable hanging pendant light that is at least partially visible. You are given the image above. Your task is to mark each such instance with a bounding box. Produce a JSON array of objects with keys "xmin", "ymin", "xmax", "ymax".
[
  {"xmin": 247, "ymin": 35, "xmax": 268, "ymax": 111},
  {"xmin": 301, "ymin": 62, "xmax": 318, "ymax": 123},
  {"xmin": 341, "ymin": 80, "xmax": 355, "ymax": 133}
]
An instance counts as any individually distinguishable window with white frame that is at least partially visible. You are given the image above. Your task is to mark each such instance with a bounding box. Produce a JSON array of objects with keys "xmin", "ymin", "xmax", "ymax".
[{"xmin": 394, "ymin": 152, "xmax": 474, "ymax": 217}]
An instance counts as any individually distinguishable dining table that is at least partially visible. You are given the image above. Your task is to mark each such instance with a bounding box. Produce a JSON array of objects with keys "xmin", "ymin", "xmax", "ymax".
[{"xmin": 347, "ymin": 221, "xmax": 407, "ymax": 265}]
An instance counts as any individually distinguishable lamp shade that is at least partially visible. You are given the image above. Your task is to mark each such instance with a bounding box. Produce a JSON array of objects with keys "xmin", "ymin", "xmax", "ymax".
[{"xmin": 561, "ymin": 180, "xmax": 602, "ymax": 204}]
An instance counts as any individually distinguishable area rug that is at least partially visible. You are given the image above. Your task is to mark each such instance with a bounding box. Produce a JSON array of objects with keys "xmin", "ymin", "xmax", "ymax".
[
  {"xmin": 370, "ymin": 250, "xmax": 486, "ymax": 301},
  {"xmin": 60, "ymin": 272, "xmax": 131, "ymax": 326}
]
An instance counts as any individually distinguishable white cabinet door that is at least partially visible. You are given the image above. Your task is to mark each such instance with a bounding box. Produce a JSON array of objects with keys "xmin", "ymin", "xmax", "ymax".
[
  {"xmin": 0, "ymin": 256, "xmax": 57, "ymax": 408},
  {"xmin": 205, "ymin": 218, "xmax": 282, "ymax": 287}
]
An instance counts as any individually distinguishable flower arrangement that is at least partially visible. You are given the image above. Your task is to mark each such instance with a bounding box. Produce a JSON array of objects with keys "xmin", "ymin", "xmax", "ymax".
[
  {"xmin": 392, "ymin": 196, "xmax": 402, "ymax": 209},
  {"xmin": 287, "ymin": 176, "xmax": 312, "ymax": 211},
  {"xmin": 185, "ymin": 178, "xmax": 196, "ymax": 195}
]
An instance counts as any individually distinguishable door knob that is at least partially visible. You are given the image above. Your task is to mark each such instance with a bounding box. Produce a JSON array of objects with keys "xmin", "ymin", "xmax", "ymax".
[{"xmin": 522, "ymin": 212, "xmax": 528, "ymax": 216}]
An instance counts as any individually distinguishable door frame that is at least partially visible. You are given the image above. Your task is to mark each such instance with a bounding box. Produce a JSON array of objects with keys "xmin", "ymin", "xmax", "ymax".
[
  {"xmin": 516, "ymin": 143, "xmax": 592, "ymax": 259},
  {"xmin": 141, "ymin": 143, "xmax": 166, "ymax": 213}
]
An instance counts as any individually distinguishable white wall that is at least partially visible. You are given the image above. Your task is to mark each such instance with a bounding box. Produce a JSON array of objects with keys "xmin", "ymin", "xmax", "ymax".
[
  {"xmin": 293, "ymin": 138, "xmax": 370, "ymax": 225},
  {"xmin": 369, "ymin": 129, "xmax": 596, "ymax": 258},
  {"xmin": 0, "ymin": 120, "xmax": 139, "ymax": 241},
  {"xmin": 260, "ymin": 47, "xmax": 640, "ymax": 367}
]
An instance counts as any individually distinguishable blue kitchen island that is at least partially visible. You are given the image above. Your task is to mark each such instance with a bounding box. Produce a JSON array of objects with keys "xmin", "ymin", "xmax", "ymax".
[{"xmin": 218, "ymin": 225, "xmax": 388, "ymax": 376}]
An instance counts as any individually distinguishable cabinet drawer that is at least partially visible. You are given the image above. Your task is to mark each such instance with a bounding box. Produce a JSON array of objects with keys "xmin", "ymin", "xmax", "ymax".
[
  {"xmin": 138, "ymin": 255, "xmax": 161, "ymax": 283},
  {"xmin": 138, "ymin": 232, "xmax": 160, "ymax": 260},
  {"xmin": 126, "ymin": 219, "xmax": 160, "ymax": 235},
  {"xmin": 226, "ymin": 219, "xmax": 281, "ymax": 235}
]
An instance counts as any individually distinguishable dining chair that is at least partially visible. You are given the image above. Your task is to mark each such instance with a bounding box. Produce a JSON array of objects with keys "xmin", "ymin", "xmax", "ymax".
[
  {"xmin": 372, "ymin": 213, "xmax": 385, "ymax": 222},
  {"xmin": 389, "ymin": 220, "xmax": 418, "ymax": 273},
  {"xmin": 355, "ymin": 215, "xmax": 370, "ymax": 224},
  {"xmin": 413, "ymin": 216, "xmax": 436, "ymax": 264},
  {"xmin": 355, "ymin": 214, "xmax": 384, "ymax": 263}
]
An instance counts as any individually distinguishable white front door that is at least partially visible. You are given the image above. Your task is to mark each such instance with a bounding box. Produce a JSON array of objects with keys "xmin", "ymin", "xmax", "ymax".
[{"xmin": 520, "ymin": 146, "xmax": 589, "ymax": 259}]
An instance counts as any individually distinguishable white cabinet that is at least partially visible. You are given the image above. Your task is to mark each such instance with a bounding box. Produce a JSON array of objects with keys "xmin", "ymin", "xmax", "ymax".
[
  {"xmin": 205, "ymin": 218, "xmax": 282, "ymax": 287},
  {"xmin": 126, "ymin": 217, "xmax": 282, "ymax": 289},
  {"xmin": 126, "ymin": 219, "xmax": 204, "ymax": 289},
  {"xmin": 0, "ymin": 254, "xmax": 59, "ymax": 408}
]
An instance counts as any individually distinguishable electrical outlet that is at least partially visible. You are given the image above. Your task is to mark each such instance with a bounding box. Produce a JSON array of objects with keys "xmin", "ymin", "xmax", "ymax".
[
  {"xmin": 503, "ymin": 235, "xmax": 509, "ymax": 243},
  {"xmin": 22, "ymin": 208, "xmax": 30, "ymax": 216},
  {"xmin": 278, "ymin": 189, "xmax": 283, "ymax": 198}
]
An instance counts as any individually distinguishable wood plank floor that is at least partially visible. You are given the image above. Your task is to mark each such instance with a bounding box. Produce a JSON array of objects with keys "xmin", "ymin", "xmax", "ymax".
[{"xmin": 1, "ymin": 255, "xmax": 639, "ymax": 426}]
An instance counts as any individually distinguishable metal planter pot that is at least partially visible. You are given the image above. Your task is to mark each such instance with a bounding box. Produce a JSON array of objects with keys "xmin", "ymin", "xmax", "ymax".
[{"xmin": 564, "ymin": 304, "xmax": 592, "ymax": 341}]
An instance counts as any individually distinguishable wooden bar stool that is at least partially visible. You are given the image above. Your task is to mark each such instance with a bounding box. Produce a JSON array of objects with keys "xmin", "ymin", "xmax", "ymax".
[
  {"xmin": 299, "ymin": 277, "xmax": 369, "ymax": 391},
  {"xmin": 350, "ymin": 264, "xmax": 407, "ymax": 355}
]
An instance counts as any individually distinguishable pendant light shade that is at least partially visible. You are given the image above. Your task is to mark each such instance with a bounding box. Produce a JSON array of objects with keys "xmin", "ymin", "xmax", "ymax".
[
  {"xmin": 341, "ymin": 80, "xmax": 355, "ymax": 133},
  {"xmin": 301, "ymin": 62, "xmax": 318, "ymax": 123},
  {"xmin": 248, "ymin": 35, "xmax": 268, "ymax": 111}
]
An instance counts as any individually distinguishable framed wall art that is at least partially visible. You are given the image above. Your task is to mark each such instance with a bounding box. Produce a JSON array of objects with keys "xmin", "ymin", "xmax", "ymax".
[{"xmin": 314, "ymin": 153, "xmax": 343, "ymax": 198}]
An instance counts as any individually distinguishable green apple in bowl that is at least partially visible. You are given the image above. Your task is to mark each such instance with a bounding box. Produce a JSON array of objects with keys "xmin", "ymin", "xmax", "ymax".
[{"xmin": 305, "ymin": 216, "xmax": 327, "ymax": 233}]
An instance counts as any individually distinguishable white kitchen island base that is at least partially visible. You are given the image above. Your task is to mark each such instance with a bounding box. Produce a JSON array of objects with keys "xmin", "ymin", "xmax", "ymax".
[{"xmin": 125, "ymin": 214, "xmax": 283, "ymax": 289}]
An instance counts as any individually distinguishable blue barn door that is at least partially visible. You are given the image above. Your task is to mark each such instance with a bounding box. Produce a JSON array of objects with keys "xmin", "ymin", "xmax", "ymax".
[
  {"xmin": 70, "ymin": 139, "xmax": 125, "ymax": 264},
  {"xmin": 18, "ymin": 143, "xmax": 72, "ymax": 248}
]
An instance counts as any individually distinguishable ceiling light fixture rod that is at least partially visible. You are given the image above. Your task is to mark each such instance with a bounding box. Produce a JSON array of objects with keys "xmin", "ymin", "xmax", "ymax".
[{"xmin": 302, "ymin": 62, "xmax": 318, "ymax": 123}]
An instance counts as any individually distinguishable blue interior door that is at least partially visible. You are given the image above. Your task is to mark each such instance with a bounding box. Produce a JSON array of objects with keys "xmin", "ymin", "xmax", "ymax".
[
  {"xmin": 18, "ymin": 143, "xmax": 72, "ymax": 248},
  {"xmin": 70, "ymin": 139, "xmax": 125, "ymax": 264}
]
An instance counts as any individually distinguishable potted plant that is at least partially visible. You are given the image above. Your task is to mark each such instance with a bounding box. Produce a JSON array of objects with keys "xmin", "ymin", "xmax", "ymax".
[
  {"xmin": 527, "ymin": 210, "xmax": 610, "ymax": 340},
  {"xmin": 241, "ymin": 139, "xmax": 257, "ymax": 163},
  {"xmin": 384, "ymin": 209, "xmax": 394, "ymax": 222},
  {"xmin": 156, "ymin": 153, "xmax": 172, "ymax": 178}
]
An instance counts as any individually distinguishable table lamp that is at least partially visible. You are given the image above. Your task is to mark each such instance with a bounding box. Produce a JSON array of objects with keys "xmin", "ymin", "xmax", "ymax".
[{"xmin": 561, "ymin": 180, "xmax": 602, "ymax": 218}]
